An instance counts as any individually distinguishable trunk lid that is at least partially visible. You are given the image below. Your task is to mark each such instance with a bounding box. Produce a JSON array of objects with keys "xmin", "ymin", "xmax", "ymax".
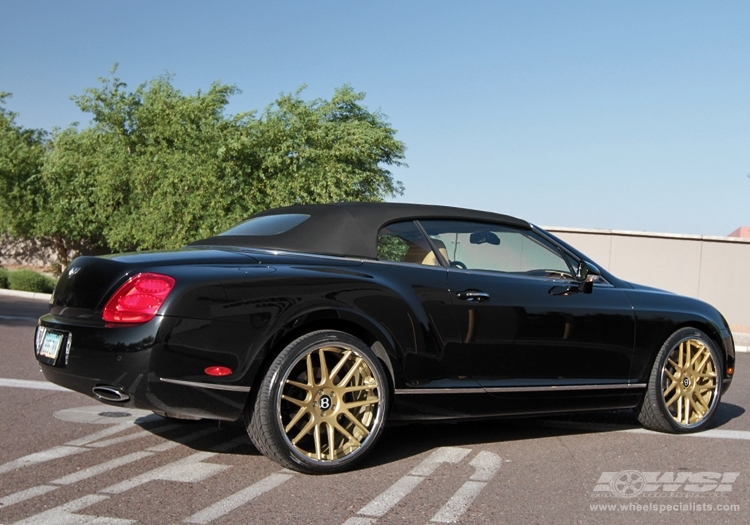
[{"xmin": 51, "ymin": 247, "xmax": 258, "ymax": 318}]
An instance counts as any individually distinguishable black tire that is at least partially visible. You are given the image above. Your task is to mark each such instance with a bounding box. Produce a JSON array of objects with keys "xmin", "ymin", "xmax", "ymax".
[
  {"xmin": 636, "ymin": 327, "xmax": 722, "ymax": 433},
  {"xmin": 246, "ymin": 330, "xmax": 389, "ymax": 474}
]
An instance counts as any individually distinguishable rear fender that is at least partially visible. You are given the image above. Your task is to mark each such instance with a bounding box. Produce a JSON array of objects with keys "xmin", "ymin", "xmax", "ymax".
[{"xmin": 249, "ymin": 306, "xmax": 404, "ymax": 388}]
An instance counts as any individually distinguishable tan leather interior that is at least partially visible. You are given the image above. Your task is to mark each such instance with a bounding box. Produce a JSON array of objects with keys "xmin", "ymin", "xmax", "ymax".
[{"xmin": 404, "ymin": 239, "xmax": 449, "ymax": 266}]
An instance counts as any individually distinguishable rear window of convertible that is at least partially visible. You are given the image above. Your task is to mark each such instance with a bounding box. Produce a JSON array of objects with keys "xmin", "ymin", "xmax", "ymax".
[{"xmin": 219, "ymin": 214, "xmax": 310, "ymax": 236}]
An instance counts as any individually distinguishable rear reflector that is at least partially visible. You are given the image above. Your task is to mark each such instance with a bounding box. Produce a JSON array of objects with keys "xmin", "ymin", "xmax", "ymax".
[
  {"xmin": 102, "ymin": 273, "xmax": 175, "ymax": 324},
  {"xmin": 204, "ymin": 366, "xmax": 232, "ymax": 377}
]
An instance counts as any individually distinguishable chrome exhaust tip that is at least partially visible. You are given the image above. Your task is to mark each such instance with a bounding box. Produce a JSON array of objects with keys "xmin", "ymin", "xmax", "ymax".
[{"xmin": 92, "ymin": 385, "xmax": 130, "ymax": 402}]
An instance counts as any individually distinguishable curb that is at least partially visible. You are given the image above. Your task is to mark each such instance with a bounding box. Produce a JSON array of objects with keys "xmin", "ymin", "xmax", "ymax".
[{"xmin": 0, "ymin": 288, "xmax": 52, "ymax": 301}]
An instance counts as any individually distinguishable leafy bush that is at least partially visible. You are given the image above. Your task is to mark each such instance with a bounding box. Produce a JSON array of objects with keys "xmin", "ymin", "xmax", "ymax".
[
  {"xmin": 0, "ymin": 268, "xmax": 9, "ymax": 289},
  {"xmin": 8, "ymin": 269, "xmax": 56, "ymax": 293}
]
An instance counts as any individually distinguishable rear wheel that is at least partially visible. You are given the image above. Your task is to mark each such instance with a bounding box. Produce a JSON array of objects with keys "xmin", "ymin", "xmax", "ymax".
[
  {"xmin": 636, "ymin": 327, "xmax": 722, "ymax": 433},
  {"xmin": 246, "ymin": 330, "xmax": 389, "ymax": 474}
]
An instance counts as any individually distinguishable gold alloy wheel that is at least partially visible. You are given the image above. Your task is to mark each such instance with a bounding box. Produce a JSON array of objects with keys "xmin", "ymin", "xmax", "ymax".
[
  {"xmin": 277, "ymin": 343, "xmax": 381, "ymax": 462},
  {"xmin": 661, "ymin": 338, "xmax": 718, "ymax": 427}
]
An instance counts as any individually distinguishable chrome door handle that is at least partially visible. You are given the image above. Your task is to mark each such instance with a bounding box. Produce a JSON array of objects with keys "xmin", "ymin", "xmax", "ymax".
[{"xmin": 456, "ymin": 290, "xmax": 490, "ymax": 302}]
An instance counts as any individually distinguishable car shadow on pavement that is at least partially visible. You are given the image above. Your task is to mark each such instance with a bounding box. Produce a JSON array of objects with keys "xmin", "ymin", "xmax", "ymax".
[
  {"xmin": 357, "ymin": 403, "xmax": 747, "ymax": 471},
  {"xmin": 135, "ymin": 416, "xmax": 263, "ymax": 456},
  {"xmin": 709, "ymin": 402, "xmax": 745, "ymax": 427},
  {"xmin": 131, "ymin": 402, "xmax": 746, "ymax": 472}
]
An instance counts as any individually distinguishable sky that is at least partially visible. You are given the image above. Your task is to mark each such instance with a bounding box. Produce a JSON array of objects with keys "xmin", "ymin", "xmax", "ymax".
[{"xmin": 2, "ymin": 1, "xmax": 749, "ymax": 236}]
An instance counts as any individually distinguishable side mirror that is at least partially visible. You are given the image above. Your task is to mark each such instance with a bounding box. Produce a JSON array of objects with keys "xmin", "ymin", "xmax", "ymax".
[
  {"xmin": 576, "ymin": 261, "xmax": 589, "ymax": 281},
  {"xmin": 576, "ymin": 261, "xmax": 600, "ymax": 294},
  {"xmin": 580, "ymin": 274, "xmax": 596, "ymax": 294},
  {"xmin": 576, "ymin": 260, "xmax": 600, "ymax": 279}
]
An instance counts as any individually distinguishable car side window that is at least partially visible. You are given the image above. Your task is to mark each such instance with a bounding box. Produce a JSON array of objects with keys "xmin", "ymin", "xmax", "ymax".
[
  {"xmin": 418, "ymin": 220, "xmax": 573, "ymax": 277},
  {"xmin": 377, "ymin": 221, "xmax": 443, "ymax": 266}
]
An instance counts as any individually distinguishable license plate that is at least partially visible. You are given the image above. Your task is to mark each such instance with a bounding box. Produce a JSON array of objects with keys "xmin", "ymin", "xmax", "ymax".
[{"xmin": 39, "ymin": 332, "xmax": 64, "ymax": 361}]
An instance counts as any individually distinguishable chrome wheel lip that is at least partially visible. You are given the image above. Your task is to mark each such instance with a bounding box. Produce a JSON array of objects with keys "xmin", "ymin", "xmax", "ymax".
[
  {"xmin": 659, "ymin": 335, "xmax": 720, "ymax": 430},
  {"xmin": 274, "ymin": 340, "xmax": 386, "ymax": 466}
]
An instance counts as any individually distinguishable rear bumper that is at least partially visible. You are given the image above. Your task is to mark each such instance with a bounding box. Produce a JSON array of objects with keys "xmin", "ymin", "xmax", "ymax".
[{"xmin": 36, "ymin": 314, "xmax": 249, "ymax": 421}]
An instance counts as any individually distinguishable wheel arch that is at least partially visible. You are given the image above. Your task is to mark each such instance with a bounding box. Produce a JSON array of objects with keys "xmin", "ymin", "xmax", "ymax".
[
  {"xmin": 243, "ymin": 307, "xmax": 401, "ymax": 418},
  {"xmin": 635, "ymin": 316, "xmax": 732, "ymax": 386},
  {"xmin": 674, "ymin": 320, "xmax": 735, "ymax": 389}
]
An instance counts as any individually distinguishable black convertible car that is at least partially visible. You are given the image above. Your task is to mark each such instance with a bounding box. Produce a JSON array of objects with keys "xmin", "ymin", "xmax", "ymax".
[{"xmin": 36, "ymin": 203, "xmax": 735, "ymax": 473}]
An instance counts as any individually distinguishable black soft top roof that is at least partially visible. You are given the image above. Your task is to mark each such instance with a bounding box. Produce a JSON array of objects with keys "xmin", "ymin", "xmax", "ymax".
[{"xmin": 191, "ymin": 202, "xmax": 530, "ymax": 259}]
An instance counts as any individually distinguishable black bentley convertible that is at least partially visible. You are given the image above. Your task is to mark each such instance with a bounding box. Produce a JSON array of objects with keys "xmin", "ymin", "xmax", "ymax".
[{"xmin": 36, "ymin": 203, "xmax": 735, "ymax": 473}]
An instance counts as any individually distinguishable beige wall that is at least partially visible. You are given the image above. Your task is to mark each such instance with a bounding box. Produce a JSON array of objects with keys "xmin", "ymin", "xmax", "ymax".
[{"xmin": 546, "ymin": 227, "xmax": 750, "ymax": 331}]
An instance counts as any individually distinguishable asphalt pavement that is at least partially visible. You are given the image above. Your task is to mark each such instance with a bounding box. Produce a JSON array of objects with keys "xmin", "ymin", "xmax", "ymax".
[{"xmin": 0, "ymin": 295, "xmax": 748, "ymax": 524}]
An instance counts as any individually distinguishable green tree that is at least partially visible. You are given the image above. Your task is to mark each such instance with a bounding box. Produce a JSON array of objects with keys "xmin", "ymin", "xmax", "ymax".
[
  {"xmin": 38, "ymin": 73, "xmax": 253, "ymax": 259},
  {"xmin": 0, "ymin": 93, "xmax": 46, "ymax": 243},
  {"xmin": 25, "ymin": 68, "xmax": 406, "ymax": 263},
  {"xmin": 249, "ymin": 85, "xmax": 405, "ymax": 209}
]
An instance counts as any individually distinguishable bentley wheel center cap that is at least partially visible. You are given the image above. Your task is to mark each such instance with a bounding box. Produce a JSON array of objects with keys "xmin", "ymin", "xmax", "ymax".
[
  {"xmin": 318, "ymin": 394, "xmax": 332, "ymax": 412},
  {"xmin": 683, "ymin": 377, "xmax": 691, "ymax": 388}
]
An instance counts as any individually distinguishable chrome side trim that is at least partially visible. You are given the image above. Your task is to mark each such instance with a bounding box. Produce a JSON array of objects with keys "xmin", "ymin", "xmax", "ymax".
[
  {"xmin": 395, "ymin": 383, "xmax": 647, "ymax": 395},
  {"xmin": 395, "ymin": 388, "xmax": 484, "ymax": 395},
  {"xmin": 485, "ymin": 383, "xmax": 646, "ymax": 393},
  {"xmin": 159, "ymin": 378, "xmax": 251, "ymax": 393}
]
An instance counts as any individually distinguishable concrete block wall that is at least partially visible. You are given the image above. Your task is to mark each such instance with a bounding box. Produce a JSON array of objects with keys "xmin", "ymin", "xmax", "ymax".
[{"xmin": 546, "ymin": 227, "xmax": 750, "ymax": 332}]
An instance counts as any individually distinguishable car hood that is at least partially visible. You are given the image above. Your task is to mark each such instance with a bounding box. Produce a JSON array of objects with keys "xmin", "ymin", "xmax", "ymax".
[{"xmin": 623, "ymin": 281, "xmax": 731, "ymax": 335}]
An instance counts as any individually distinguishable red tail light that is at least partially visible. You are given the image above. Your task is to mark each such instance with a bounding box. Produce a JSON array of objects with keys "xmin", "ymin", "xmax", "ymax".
[{"xmin": 102, "ymin": 273, "xmax": 175, "ymax": 324}]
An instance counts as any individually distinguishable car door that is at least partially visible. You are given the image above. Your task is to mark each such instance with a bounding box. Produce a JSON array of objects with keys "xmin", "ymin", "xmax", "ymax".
[
  {"xmin": 417, "ymin": 220, "xmax": 636, "ymax": 396},
  {"xmin": 372, "ymin": 220, "xmax": 510, "ymax": 419}
]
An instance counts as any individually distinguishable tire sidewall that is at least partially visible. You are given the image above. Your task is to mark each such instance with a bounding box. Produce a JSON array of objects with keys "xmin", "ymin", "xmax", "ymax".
[
  {"xmin": 262, "ymin": 330, "xmax": 389, "ymax": 474},
  {"xmin": 653, "ymin": 328, "xmax": 723, "ymax": 433}
]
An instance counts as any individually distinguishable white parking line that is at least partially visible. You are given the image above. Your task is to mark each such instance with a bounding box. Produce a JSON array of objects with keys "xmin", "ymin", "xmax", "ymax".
[
  {"xmin": 0, "ymin": 485, "xmax": 58, "ymax": 508},
  {"xmin": 467, "ymin": 450, "xmax": 502, "ymax": 481},
  {"xmin": 430, "ymin": 481, "xmax": 487, "ymax": 523},
  {"xmin": 184, "ymin": 471, "xmax": 294, "ymax": 524},
  {"xmin": 1, "ymin": 426, "xmax": 245, "ymax": 519},
  {"xmin": 357, "ymin": 475, "xmax": 425, "ymax": 518},
  {"xmin": 3, "ymin": 430, "xmax": 250, "ymax": 523},
  {"xmin": 409, "ymin": 447, "xmax": 473, "ymax": 477},
  {"xmin": 624, "ymin": 427, "xmax": 750, "ymax": 440},
  {"xmin": 51, "ymin": 451, "xmax": 154, "ymax": 485},
  {"xmin": 429, "ymin": 451, "xmax": 502, "ymax": 523},
  {"xmin": 66, "ymin": 423, "xmax": 134, "ymax": 446},
  {"xmin": 542, "ymin": 419, "xmax": 750, "ymax": 441},
  {"xmin": 86, "ymin": 423, "xmax": 182, "ymax": 448},
  {"xmin": 100, "ymin": 451, "xmax": 230, "ymax": 494},
  {"xmin": 0, "ymin": 445, "xmax": 88, "ymax": 475},
  {"xmin": 9, "ymin": 494, "xmax": 134, "ymax": 525},
  {"xmin": 346, "ymin": 447, "xmax": 472, "ymax": 523},
  {"xmin": 0, "ymin": 378, "xmax": 70, "ymax": 391}
]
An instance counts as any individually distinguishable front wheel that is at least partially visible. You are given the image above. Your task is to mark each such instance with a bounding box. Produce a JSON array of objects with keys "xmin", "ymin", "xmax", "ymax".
[
  {"xmin": 636, "ymin": 327, "xmax": 722, "ymax": 433},
  {"xmin": 246, "ymin": 330, "xmax": 389, "ymax": 474}
]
